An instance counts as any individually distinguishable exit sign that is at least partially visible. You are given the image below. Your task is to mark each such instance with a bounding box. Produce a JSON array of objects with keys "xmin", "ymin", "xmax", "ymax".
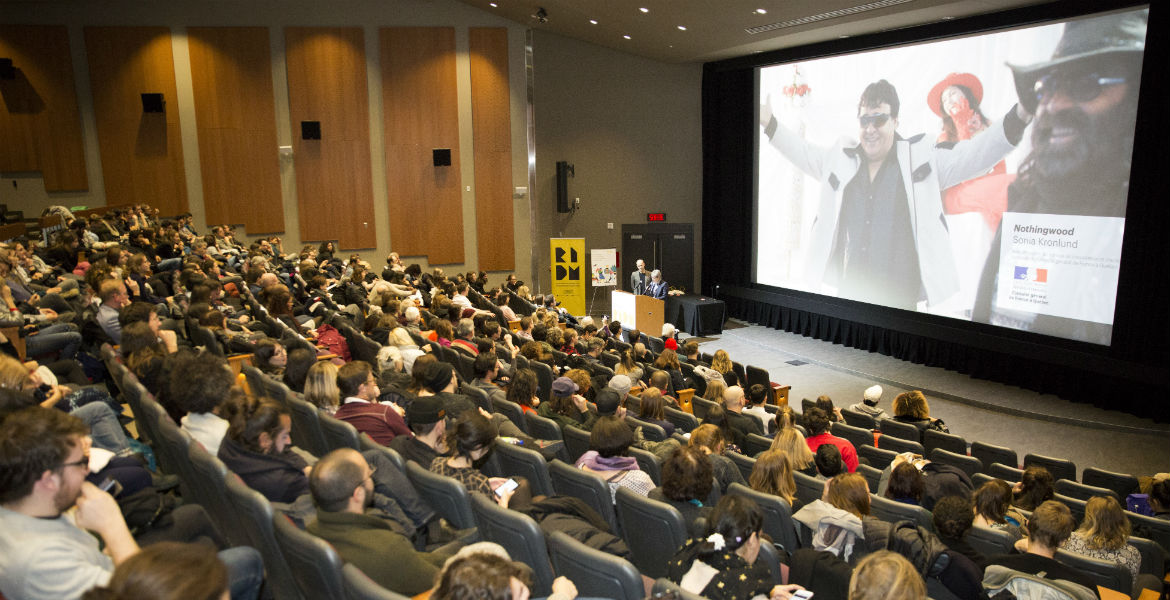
[{"xmin": 647, "ymin": 213, "xmax": 666, "ymax": 222}]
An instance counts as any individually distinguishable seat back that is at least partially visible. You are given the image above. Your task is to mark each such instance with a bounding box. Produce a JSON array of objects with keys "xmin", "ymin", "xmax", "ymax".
[
  {"xmin": 858, "ymin": 444, "xmax": 898, "ymax": 470},
  {"xmin": 840, "ymin": 408, "xmax": 877, "ymax": 430},
  {"xmin": 743, "ymin": 433, "xmax": 773, "ymax": 457},
  {"xmin": 120, "ymin": 375, "xmax": 156, "ymax": 445},
  {"xmin": 319, "ymin": 411, "xmax": 360, "ymax": 451},
  {"xmin": 529, "ymin": 361, "xmax": 553, "ymax": 405},
  {"xmin": 985, "ymin": 463, "xmax": 1024, "ymax": 483},
  {"xmin": 546, "ymin": 531, "xmax": 644, "ymax": 600},
  {"xmin": 664, "ymin": 406, "xmax": 699, "ymax": 434},
  {"xmin": 492, "ymin": 438, "xmax": 554, "ymax": 497},
  {"xmin": 1081, "ymin": 467, "xmax": 1139, "ymax": 499},
  {"xmin": 691, "ymin": 396, "xmax": 718, "ymax": 420},
  {"xmin": 359, "ymin": 433, "xmax": 406, "ymax": 473},
  {"xmin": 287, "ymin": 394, "xmax": 329, "ymax": 457},
  {"xmin": 857, "ymin": 463, "xmax": 883, "ymax": 494},
  {"xmin": 625, "ymin": 415, "xmax": 666, "ymax": 442},
  {"xmin": 1128, "ymin": 536, "xmax": 1166, "ymax": 577},
  {"xmin": 744, "ymin": 364, "xmax": 771, "ymax": 390},
  {"xmin": 1126, "ymin": 511, "xmax": 1170, "ymax": 558},
  {"xmin": 878, "ymin": 418, "xmax": 922, "ymax": 442},
  {"xmin": 1023, "ymin": 453, "xmax": 1077, "ymax": 482},
  {"xmin": 1054, "ymin": 479, "xmax": 1119, "ymax": 504},
  {"xmin": 523, "ymin": 412, "xmax": 566, "ymax": 461},
  {"xmin": 152, "ymin": 412, "xmax": 199, "ymax": 502},
  {"xmin": 548, "ymin": 459, "xmax": 619, "ymax": 533},
  {"xmin": 832, "ymin": 422, "xmax": 874, "ymax": 450},
  {"xmin": 929, "ymin": 448, "xmax": 983, "ymax": 478},
  {"xmin": 454, "ymin": 353, "xmax": 476, "ymax": 382},
  {"xmin": 613, "ymin": 486, "xmax": 688, "ymax": 578},
  {"xmin": 262, "ymin": 375, "xmax": 291, "ymax": 406},
  {"xmin": 190, "ymin": 324, "xmax": 224, "ymax": 356},
  {"xmin": 490, "ymin": 398, "xmax": 528, "ymax": 433},
  {"xmin": 628, "ymin": 446, "xmax": 662, "ymax": 485},
  {"xmin": 561, "ymin": 425, "xmax": 591, "ymax": 463},
  {"xmin": 1055, "ymin": 549, "xmax": 1131, "ymax": 595},
  {"xmin": 725, "ymin": 482, "xmax": 800, "ymax": 551},
  {"xmin": 272, "ymin": 514, "xmax": 347, "ymax": 600},
  {"xmin": 727, "ymin": 451, "xmax": 756, "ymax": 483},
  {"xmin": 1054, "ymin": 493, "xmax": 1087, "ymax": 523},
  {"xmin": 970, "ymin": 441, "xmax": 1018, "ymax": 472},
  {"xmin": 469, "ymin": 494, "xmax": 556, "ymax": 596},
  {"xmin": 223, "ymin": 475, "xmax": 303, "ymax": 600},
  {"xmin": 923, "ymin": 429, "xmax": 967, "ymax": 456},
  {"xmin": 186, "ymin": 443, "xmax": 244, "ymax": 541},
  {"xmin": 877, "ymin": 433, "xmax": 924, "ymax": 455},
  {"xmin": 240, "ymin": 365, "xmax": 268, "ymax": 399},
  {"xmin": 794, "ymin": 471, "xmax": 825, "ymax": 507},
  {"xmin": 342, "ymin": 563, "xmax": 411, "ymax": 600},
  {"xmin": 459, "ymin": 383, "xmax": 492, "ymax": 413},
  {"xmin": 730, "ymin": 361, "xmax": 747, "ymax": 386},
  {"xmin": 404, "ymin": 460, "xmax": 477, "ymax": 529},
  {"xmin": 965, "ymin": 524, "xmax": 1016, "ymax": 557},
  {"xmin": 869, "ymin": 494, "xmax": 934, "ymax": 531}
]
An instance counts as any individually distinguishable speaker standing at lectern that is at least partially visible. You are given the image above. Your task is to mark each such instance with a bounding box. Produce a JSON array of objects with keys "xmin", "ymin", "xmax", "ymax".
[
  {"xmin": 630, "ymin": 259, "xmax": 650, "ymax": 294},
  {"xmin": 645, "ymin": 270, "xmax": 668, "ymax": 300}
]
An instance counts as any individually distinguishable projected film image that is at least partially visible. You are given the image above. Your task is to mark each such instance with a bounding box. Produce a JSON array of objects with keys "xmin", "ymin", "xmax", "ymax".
[{"xmin": 755, "ymin": 7, "xmax": 1147, "ymax": 345}]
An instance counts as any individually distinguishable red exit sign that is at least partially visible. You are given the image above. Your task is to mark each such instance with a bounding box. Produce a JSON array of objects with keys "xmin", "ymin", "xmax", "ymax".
[{"xmin": 647, "ymin": 213, "xmax": 666, "ymax": 222}]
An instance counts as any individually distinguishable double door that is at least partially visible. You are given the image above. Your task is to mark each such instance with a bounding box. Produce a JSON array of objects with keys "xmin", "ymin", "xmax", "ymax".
[{"xmin": 621, "ymin": 223, "xmax": 694, "ymax": 295}]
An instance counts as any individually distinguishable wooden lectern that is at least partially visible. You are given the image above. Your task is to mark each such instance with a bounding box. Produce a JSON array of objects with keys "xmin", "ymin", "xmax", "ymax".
[{"xmin": 611, "ymin": 290, "xmax": 664, "ymax": 338}]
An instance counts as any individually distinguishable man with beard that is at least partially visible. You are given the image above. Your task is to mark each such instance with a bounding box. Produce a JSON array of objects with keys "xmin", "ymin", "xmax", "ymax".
[
  {"xmin": 306, "ymin": 448, "xmax": 458, "ymax": 596},
  {"xmin": 973, "ymin": 10, "xmax": 1146, "ymax": 343},
  {"xmin": 762, "ymin": 79, "xmax": 1030, "ymax": 311}
]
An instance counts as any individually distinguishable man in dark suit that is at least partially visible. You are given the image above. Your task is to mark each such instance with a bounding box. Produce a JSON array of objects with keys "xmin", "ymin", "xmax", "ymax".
[{"xmin": 645, "ymin": 269, "xmax": 668, "ymax": 300}]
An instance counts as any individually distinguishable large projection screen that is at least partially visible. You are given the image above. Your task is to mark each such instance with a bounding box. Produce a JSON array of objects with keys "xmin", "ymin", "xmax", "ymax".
[{"xmin": 755, "ymin": 7, "xmax": 1147, "ymax": 346}]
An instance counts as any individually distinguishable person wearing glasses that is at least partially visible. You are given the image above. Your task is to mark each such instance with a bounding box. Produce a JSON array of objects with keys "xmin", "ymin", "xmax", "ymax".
[
  {"xmin": 974, "ymin": 10, "xmax": 1145, "ymax": 344},
  {"xmin": 307, "ymin": 448, "xmax": 460, "ymax": 597},
  {"xmin": 760, "ymin": 76, "xmax": 1029, "ymax": 311}
]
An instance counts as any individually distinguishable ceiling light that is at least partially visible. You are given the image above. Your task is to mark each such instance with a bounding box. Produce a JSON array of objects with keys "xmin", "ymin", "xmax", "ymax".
[
  {"xmin": 677, "ymin": 25, "xmax": 687, "ymax": 31},
  {"xmin": 639, "ymin": 7, "xmax": 649, "ymax": 13},
  {"xmin": 489, "ymin": 1, "xmax": 497, "ymax": 6},
  {"xmin": 623, "ymin": 34, "xmax": 631, "ymax": 40},
  {"xmin": 755, "ymin": 8, "xmax": 767, "ymax": 15},
  {"xmin": 589, "ymin": 19, "xmax": 598, "ymax": 25}
]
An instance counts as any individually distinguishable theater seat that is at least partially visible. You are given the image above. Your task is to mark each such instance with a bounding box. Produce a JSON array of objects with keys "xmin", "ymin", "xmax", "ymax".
[
  {"xmin": 273, "ymin": 514, "xmax": 346, "ymax": 600},
  {"xmin": 546, "ymin": 531, "xmax": 643, "ymax": 600},
  {"xmin": 613, "ymin": 486, "xmax": 688, "ymax": 579}
]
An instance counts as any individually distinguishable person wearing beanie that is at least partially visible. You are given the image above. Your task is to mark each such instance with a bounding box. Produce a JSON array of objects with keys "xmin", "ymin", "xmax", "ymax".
[
  {"xmin": 389, "ymin": 395, "xmax": 448, "ymax": 467},
  {"xmin": 848, "ymin": 385, "xmax": 890, "ymax": 420},
  {"xmin": 608, "ymin": 374, "xmax": 633, "ymax": 401},
  {"xmin": 418, "ymin": 361, "xmax": 478, "ymax": 418}
]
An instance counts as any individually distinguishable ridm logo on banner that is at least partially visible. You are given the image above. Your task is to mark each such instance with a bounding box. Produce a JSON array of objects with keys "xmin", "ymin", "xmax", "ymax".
[{"xmin": 550, "ymin": 238, "xmax": 586, "ymax": 316}]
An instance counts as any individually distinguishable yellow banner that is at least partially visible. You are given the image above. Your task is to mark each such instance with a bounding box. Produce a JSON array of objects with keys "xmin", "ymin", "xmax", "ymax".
[{"xmin": 550, "ymin": 238, "xmax": 586, "ymax": 316}]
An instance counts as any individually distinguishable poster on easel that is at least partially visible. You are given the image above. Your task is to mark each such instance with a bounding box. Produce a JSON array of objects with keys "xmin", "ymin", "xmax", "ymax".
[
  {"xmin": 590, "ymin": 248, "xmax": 617, "ymax": 287},
  {"xmin": 550, "ymin": 238, "xmax": 586, "ymax": 315}
]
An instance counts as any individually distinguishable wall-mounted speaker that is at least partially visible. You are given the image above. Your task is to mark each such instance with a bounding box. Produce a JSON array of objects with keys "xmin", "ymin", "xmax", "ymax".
[
  {"xmin": 433, "ymin": 148, "xmax": 451, "ymax": 166},
  {"xmin": 556, "ymin": 161, "xmax": 574, "ymax": 213},
  {"xmin": 301, "ymin": 121, "xmax": 321, "ymax": 140},
  {"xmin": 140, "ymin": 93, "xmax": 165, "ymax": 113},
  {"xmin": 0, "ymin": 58, "xmax": 14, "ymax": 80}
]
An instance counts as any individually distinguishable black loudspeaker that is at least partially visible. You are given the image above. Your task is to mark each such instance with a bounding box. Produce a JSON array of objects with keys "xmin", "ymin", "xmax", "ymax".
[
  {"xmin": 556, "ymin": 161, "xmax": 574, "ymax": 213},
  {"xmin": 140, "ymin": 93, "xmax": 165, "ymax": 113},
  {"xmin": 433, "ymin": 148, "xmax": 451, "ymax": 166},
  {"xmin": 0, "ymin": 59, "xmax": 14, "ymax": 80},
  {"xmin": 301, "ymin": 121, "xmax": 321, "ymax": 140}
]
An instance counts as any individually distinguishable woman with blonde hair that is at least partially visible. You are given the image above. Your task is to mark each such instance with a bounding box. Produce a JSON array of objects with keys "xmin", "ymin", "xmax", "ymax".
[
  {"xmin": 304, "ymin": 360, "xmax": 341, "ymax": 413},
  {"xmin": 710, "ymin": 349, "xmax": 733, "ymax": 376},
  {"xmin": 749, "ymin": 449, "xmax": 800, "ymax": 509},
  {"xmin": 769, "ymin": 427, "xmax": 816, "ymax": 476},
  {"xmin": 701, "ymin": 378, "xmax": 726, "ymax": 403},
  {"xmin": 614, "ymin": 348, "xmax": 644, "ymax": 382},
  {"xmin": 825, "ymin": 472, "xmax": 872, "ymax": 519},
  {"xmin": 848, "ymin": 550, "xmax": 926, "ymax": 600},
  {"xmin": 1062, "ymin": 496, "xmax": 1142, "ymax": 587}
]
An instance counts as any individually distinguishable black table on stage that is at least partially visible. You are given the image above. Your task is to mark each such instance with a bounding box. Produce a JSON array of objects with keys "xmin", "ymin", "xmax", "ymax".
[{"xmin": 664, "ymin": 294, "xmax": 726, "ymax": 336}]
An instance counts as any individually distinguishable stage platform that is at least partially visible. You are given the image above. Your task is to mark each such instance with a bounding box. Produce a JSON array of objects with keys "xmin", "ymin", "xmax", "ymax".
[{"xmin": 692, "ymin": 320, "xmax": 1170, "ymax": 478}]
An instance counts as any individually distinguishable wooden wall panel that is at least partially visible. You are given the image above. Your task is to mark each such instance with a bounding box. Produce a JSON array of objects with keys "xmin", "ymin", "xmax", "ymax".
[
  {"xmin": 85, "ymin": 27, "xmax": 187, "ymax": 215},
  {"xmin": 285, "ymin": 27, "xmax": 375, "ymax": 249},
  {"xmin": 469, "ymin": 27, "xmax": 513, "ymax": 271},
  {"xmin": 380, "ymin": 27, "xmax": 463, "ymax": 265},
  {"xmin": 188, "ymin": 27, "xmax": 283, "ymax": 234},
  {"xmin": 0, "ymin": 25, "xmax": 88, "ymax": 191}
]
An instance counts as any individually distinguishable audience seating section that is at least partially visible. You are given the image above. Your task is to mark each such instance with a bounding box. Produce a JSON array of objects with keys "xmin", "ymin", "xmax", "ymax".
[
  {"xmin": 928, "ymin": 448, "xmax": 982, "ymax": 478},
  {"xmin": 223, "ymin": 474, "xmax": 304, "ymax": 600},
  {"xmin": 614, "ymin": 486, "xmax": 688, "ymax": 579},
  {"xmin": 272, "ymin": 514, "xmax": 347, "ymax": 599},
  {"xmin": 404, "ymin": 461, "xmax": 477, "ymax": 530},
  {"xmin": 319, "ymin": 411, "xmax": 361, "ymax": 451},
  {"xmin": 548, "ymin": 459, "xmax": 620, "ymax": 534},
  {"xmin": 877, "ymin": 419, "xmax": 922, "ymax": 442},
  {"xmin": 469, "ymin": 493, "xmax": 556, "ymax": 596},
  {"xmin": 970, "ymin": 441, "xmax": 1018, "ymax": 472},
  {"xmin": 1024, "ymin": 453, "xmax": 1077, "ymax": 482},
  {"xmin": 546, "ymin": 531, "xmax": 644, "ymax": 600},
  {"xmin": 725, "ymin": 483, "xmax": 800, "ymax": 552},
  {"xmin": 922, "ymin": 429, "xmax": 967, "ymax": 456},
  {"xmin": 1082, "ymin": 467, "xmax": 1140, "ymax": 499},
  {"xmin": 840, "ymin": 408, "xmax": 878, "ymax": 430}
]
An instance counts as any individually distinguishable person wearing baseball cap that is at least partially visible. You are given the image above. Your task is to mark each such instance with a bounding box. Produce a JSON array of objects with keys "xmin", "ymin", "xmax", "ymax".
[
  {"xmin": 848, "ymin": 384, "xmax": 889, "ymax": 421},
  {"xmin": 538, "ymin": 376, "xmax": 598, "ymax": 432}
]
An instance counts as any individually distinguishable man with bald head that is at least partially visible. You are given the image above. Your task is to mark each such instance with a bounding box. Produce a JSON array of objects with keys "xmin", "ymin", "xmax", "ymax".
[
  {"xmin": 307, "ymin": 449, "xmax": 457, "ymax": 596},
  {"xmin": 722, "ymin": 385, "xmax": 765, "ymax": 443}
]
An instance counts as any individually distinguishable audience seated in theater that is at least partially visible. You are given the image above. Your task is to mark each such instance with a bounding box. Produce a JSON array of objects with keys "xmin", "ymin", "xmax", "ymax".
[
  {"xmin": 1012, "ymin": 466, "xmax": 1055, "ymax": 512},
  {"xmin": 1150, "ymin": 479, "xmax": 1170, "ymax": 520},
  {"xmin": 614, "ymin": 348, "xmax": 644, "ymax": 382},
  {"xmin": 667, "ymin": 495, "xmax": 792, "ymax": 600},
  {"xmin": 431, "ymin": 412, "xmax": 531, "ymax": 509},
  {"xmin": 803, "ymin": 407, "xmax": 859, "ymax": 473},
  {"xmin": 702, "ymin": 378, "xmax": 727, "ymax": 405},
  {"xmin": 878, "ymin": 452, "xmax": 973, "ymax": 511},
  {"xmin": 638, "ymin": 388, "xmax": 675, "ymax": 436},
  {"xmin": 772, "ymin": 405, "xmax": 798, "ymax": 433},
  {"xmin": 389, "ymin": 327, "xmax": 425, "ymax": 373},
  {"xmin": 303, "ymin": 360, "xmax": 341, "ymax": 414},
  {"xmin": 710, "ymin": 349, "xmax": 734, "ymax": 379},
  {"xmin": 972, "ymin": 479, "xmax": 1025, "ymax": 538},
  {"xmin": 987, "ymin": 500, "xmax": 1101, "ymax": 598},
  {"xmin": 650, "ymin": 446, "xmax": 715, "ymax": 536},
  {"xmin": 848, "ymin": 551, "xmax": 926, "ymax": 600},
  {"xmin": 884, "ymin": 462, "xmax": 925, "ymax": 506},
  {"xmin": 648, "ymin": 370, "xmax": 678, "ymax": 407},
  {"xmin": 701, "ymin": 405, "xmax": 744, "ymax": 455},
  {"xmin": 334, "ymin": 360, "xmax": 410, "ymax": 445},
  {"xmin": 218, "ymin": 397, "xmax": 310, "ymax": 503},
  {"xmin": 750, "ymin": 448, "xmax": 802, "ymax": 511},
  {"xmin": 932, "ymin": 495, "xmax": 987, "ymax": 569},
  {"xmin": 450, "ymin": 318, "xmax": 478, "ymax": 357},
  {"xmin": 793, "ymin": 473, "xmax": 873, "ymax": 561},
  {"xmin": 743, "ymin": 384, "xmax": 772, "ymax": 433},
  {"xmin": 891, "ymin": 391, "xmax": 948, "ymax": 441},
  {"xmin": 472, "ymin": 353, "xmax": 507, "ymax": 407},
  {"xmin": 433, "ymin": 550, "xmax": 579, "ymax": 600},
  {"xmin": 849, "ymin": 385, "xmax": 890, "ymax": 421},
  {"xmin": 505, "ymin": 368, "xmax": 540, "ymax": 415},
  {"xmin": 722, "ymin": 385, "xmax": 765, "ymax": 442},
  {"xmin": 171, "ymin": 352, "xmax": 235, "ymax": 456},
  {"xmin": 653, "ymin": 349, "xmax": 686, "ymax": 395},
  {"xmin": 538, "ymin": 376, "xmax": 597, "ymax": 432},
  {"xmin": 1062, "ymin": 496, "xmax": 1159, "ymax": 593},
  {"xmin": 816, "ymin": 395, "xmax": 843, "ymax": 423},
  {"xmin": 575, "ymin": 415, "xmax": 656, "ymax": 501},
  {"xmin": 679, "ymin": 340, "xmax": 701, "ymax": 364},
  {"xmin": 252, "ymin": 339, "xmax": 287, "ymax": 379},
  {"xmin": 770, "ymin": 428, "xmax": 817, "ymax": 477},
  {"xmin": 815, "ymin": 444, "xmax": 848, "ymax": 481},
  {"xmin": 689, "ymin": 424, "xmax": 747, "ymax": 494},
  {"xmin": 389, "ymin": 396, "xmax": 449, "ymax": 468},
  {"xmin": 564, "ymin": 368, "xmax": 595, "ymax": 404},
  {"xmin": 306, "ymin": 448, "xmax": 459, "ymax": 597},
  {"xmin": 281, "ymin": 348, "xmax": 317, "ymax": 395}
]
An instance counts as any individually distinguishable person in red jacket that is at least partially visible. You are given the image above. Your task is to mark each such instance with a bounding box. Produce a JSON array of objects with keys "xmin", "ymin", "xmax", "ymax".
[
  {"xmin": 803, "ymin": 406, "xmax": 859, "ymax": 472},
  {"xmin": 333, "ymin": 360, "xmax": 410, "ymax": 445}
]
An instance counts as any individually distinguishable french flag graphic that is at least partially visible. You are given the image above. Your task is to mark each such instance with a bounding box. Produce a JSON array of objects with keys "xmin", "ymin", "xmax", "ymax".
[{"xmin": 1013, "ymin": 266, "xmax": 1048, "ymax": 283}]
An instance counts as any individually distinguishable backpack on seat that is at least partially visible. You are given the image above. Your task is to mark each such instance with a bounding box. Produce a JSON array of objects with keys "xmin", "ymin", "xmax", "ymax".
[{"xmin": 982, "ymin": 565, "xmax": 1097, "ymax": 600}]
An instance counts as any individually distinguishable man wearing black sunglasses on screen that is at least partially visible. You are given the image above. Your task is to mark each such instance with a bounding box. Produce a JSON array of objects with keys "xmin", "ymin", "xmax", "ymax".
[
  {"xmin": 973, "ymin": 10, "xmax": 1146, "ymax": 344},
  {"xmin": 761, "ymin": 75, "xmax": 1030, "ymax": 312}
]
